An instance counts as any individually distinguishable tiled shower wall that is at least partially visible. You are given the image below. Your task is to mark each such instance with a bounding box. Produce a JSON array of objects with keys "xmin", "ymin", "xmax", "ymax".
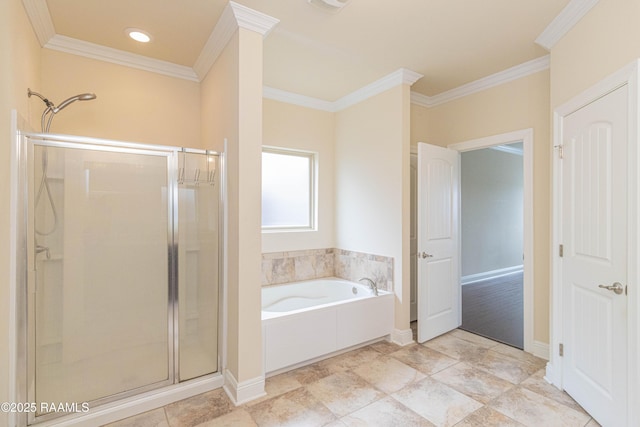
[{"xmin": 261, "ymin": 248, "xmax": 394, "ymax": 291}]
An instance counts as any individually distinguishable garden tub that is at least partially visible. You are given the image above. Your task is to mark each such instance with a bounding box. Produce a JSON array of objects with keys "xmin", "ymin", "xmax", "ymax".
[{"xmin": 262, "ymin": 278, "xmax": 394, "ymax": 373}]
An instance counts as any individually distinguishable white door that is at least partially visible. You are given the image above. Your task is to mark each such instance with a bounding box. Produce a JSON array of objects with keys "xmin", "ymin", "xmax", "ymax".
[
  {"xmin": 561, "ymin": 84, "xmax": 628, "ymax": 426},
  {"xmin": 417, "ymin": 142, "xmax": 460, "ymax": 343},
  {"xmin": 410, "ymin": 153, "xmax": 418, "ymax": 322}
]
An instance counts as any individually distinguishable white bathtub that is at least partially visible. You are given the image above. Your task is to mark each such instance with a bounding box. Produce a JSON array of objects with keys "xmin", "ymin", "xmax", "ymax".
[{"xmin": 262, "ymin": 278, "xmax": 394, "ymax": 373}]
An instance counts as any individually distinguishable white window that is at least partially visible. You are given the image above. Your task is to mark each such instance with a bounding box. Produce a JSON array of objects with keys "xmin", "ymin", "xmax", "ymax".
[{"xmin": 262, "ymin": 147, "xmax": 316, "ymax": 231}]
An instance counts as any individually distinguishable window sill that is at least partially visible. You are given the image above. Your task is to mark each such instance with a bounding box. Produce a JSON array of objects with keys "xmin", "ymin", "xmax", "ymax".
[{"xmin": 262, "ymin": 227, "xmax": 317, "ymax": 234}]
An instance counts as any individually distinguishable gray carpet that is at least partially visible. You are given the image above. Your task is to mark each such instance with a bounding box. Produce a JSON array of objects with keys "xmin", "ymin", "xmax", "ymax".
[{"xmin": 460, "ymin": 272, "xmax": 523, "ymax": 349}]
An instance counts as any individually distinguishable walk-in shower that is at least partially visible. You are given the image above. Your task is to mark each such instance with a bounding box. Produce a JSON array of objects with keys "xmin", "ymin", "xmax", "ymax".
[{"xmin": 15, "ymin": 131, "xmax": 224, "ymax": 425}]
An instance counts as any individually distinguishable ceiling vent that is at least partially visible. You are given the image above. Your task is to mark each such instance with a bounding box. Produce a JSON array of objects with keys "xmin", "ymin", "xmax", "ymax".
[{"xmin": 308, "ymin": 0, "xmax": 351, "ymax": 13}]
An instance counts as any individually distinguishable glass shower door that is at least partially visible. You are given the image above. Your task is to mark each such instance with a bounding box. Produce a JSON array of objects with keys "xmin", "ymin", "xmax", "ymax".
[
  {"xmin": 177, "ymin": 151, "xmax": 219, "ymax": 381},
  {"xmin": 31, "ymin": 143, "xmax": 173, "ymax": 417}
]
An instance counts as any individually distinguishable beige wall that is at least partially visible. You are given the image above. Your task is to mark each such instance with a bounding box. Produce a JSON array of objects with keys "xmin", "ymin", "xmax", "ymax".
[
  {"xmin": 414, "ymin": 71, "xmax": 550, "ymax": 146},
  {"xmin": 1, "ymin": 1, "xmax": 41, "ymax": 426},
  {"xmin": 411, "ymin": 70, "xmax": 551, "ymax": 344},
  {"xmin": 201, "ymin": 28, "xmax": 264, "ymax": 384},
  {"xmin": 235, "ymin": 28, "xmax": 264, "ymax": 383},
  {"xmin": 410, "ymin": 101, "xmax": 431, "ymax": 146},
  {"xmin": 335, "ymin": 84, "xmax": 412, "ymax": 333},
  {"xmin": 262, "ymin": 99, "xmax": 335, "ymax": 253},
  {"xmin": 550, "ymin": 0, "xmax": 640, "ymax": 109},
  {"xmin": 40, "ymin": 50, "xmax": 200, "ymax": 147},
  {"xmin": 200, "ymin": 37, "xmax": 238, "ymax": 153}
]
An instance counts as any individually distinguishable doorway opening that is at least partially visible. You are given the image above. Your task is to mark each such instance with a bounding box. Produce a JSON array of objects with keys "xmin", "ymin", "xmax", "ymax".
[
  {"xmin": 459, "ymin": 143, "xmax": 524, "ymax": 349},
  {"xmin": 411, "ymin": 128, "xmax": 534, "ymax": 354}
]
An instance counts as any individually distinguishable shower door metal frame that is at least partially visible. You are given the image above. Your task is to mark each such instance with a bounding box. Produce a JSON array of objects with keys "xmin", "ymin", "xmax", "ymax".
[
  {"xmin": 173, "ymin": 147, "xmax": 224, "ymax": 383},
  {"xmin": 14, "ymin": 132, "xmax": 225, "ymax": 426}
]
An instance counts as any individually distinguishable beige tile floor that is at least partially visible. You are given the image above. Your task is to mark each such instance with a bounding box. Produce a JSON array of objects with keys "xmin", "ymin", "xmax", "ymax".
[{"xmin": 104, "ymin": 329, "xmax": 600, "ymax": 427}]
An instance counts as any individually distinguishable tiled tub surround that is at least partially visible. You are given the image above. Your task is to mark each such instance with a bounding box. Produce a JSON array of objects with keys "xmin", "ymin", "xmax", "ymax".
[
  {"xmin": 334, "ymin": 249, "xmax": 394, "ymax": 291},
  {"xmin": 262, "ymin": 249, "xmax": 335, "ymax": 285},
  {"xmin": 262, "ymin": 248, "xmax": 394, "ymax": 291}
]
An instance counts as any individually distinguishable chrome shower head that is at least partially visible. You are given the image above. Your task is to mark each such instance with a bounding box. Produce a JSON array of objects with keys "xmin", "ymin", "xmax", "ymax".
[
  {"xmin": 28, "ymin": 89, "xmax": 97, "ymax": 132},
  {"xmin": 53, "ymin": 93, "xmax": 97, "ymax": 113}
]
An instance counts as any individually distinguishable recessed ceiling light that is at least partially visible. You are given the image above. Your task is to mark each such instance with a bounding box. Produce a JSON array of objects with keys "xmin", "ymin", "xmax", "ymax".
[
  {"xmin": 126, "ymin": 28, "xmax": 151, "ymax": 43},
  {"xmin": 308, "ymin": 0, "xmax": 351, "ymax": 12}
]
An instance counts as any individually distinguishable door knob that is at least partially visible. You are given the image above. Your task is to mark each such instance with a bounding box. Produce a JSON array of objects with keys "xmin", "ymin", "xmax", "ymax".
[
  {"xmin": 598, "ymin": 282, "xmax": 624, "ymax": 295},
  {"xmin": 420, "ymin": 252, "xmax": 433, "ymax": 259}
]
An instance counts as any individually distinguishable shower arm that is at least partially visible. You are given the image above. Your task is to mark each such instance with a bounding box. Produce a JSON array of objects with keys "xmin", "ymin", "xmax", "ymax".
[
  {"xmin": 27, "ymin": 89, "xmax": 54, "ymax": 109},
  {"xmin": 28, "ymin": 88, "xmax": 97, "ymax": 133}
]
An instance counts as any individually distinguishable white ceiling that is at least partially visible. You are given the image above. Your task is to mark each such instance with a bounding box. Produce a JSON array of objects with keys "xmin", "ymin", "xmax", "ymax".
[{"xmin": 38, "ymin": 0, "xmax": 572, "ymax": 102}]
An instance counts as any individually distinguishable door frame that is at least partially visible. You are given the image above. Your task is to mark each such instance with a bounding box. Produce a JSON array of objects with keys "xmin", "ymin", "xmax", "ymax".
[
  {"xmin": 549, "ymin": 60, "xmax": 639, "ymax": 426},
  {"xmin": 448, "ymin": 128, "xmax": 536, "ymax": 356},
  {"xmin": 409, "ymin": 152, "xmax": 418, "ymax": 322}
]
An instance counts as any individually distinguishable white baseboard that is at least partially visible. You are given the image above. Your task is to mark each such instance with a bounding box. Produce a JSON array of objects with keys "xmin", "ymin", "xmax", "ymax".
[
  {"xmin": 223, "ymin": 369, "xmax": 266, "ymax": 406},
  {"xmin": 530, "ymin": 340, "xmax": 550, "ymax": 361},
  {"xmin": 391, "ymin": 328, "xmax": 414, "ymax": 346},
  {"xmin": 544, "ymin": 361, "xmax": 563, "ymax": 389},
  {"xmin": 462, "ymin": 265, "xmax": 523, "ymax": 285},
  {"xmin": 545, "ymin": 362, "xmax": 554, "ymax": 383}
]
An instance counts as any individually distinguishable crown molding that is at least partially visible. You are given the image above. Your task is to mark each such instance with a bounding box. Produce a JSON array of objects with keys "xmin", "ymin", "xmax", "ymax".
[
  {"xmin": 230, "ymin": 1, "xmax": 280, "ymax": 36},
  {"xmin": 412, "ymin": 55, "xmax": 550, "ymax": 108},
  {"xmin": 333, "ymin": 68, "xmax": 423, "ymax": 111},
  {"xmin": 535, "ymin": 0, "xmax": 599, "ymax": 50},
  {"xmin": 193, "ymin": 3, "xmax": 237, "ymax": 80},
  {"xmin": 193, "ymin": 1, "xmax": 279, "ymax": 81},
  {"xmin": 23, "ymin": 1, "xmax": 553, "ymax": 109},
  {"xmin": 45, "ymin": 35, "xmax": 199, "ymax": 81},
  {"xmin": 410, "ymin": 92, "xmax": 434, "ymax": 108},
  {"xmin": 264, "ymin": 68, "xmax": 422, "ymax": 112},
  {"xmin": 22, "ymin": 0, "xmax": 278, "ymax": 83},
  {"xmin": 399, "ymin": 68, "xmax": 424, "ymax": 86},
  {"xmin": 263, "ymin": 86, "xmax": 336, "ymax": 112},
  {"xmin": 22, "ymin": 0, "xmax": 55, "ymax": 46},
  {"xmin": 268, "ymin": 56, "xmax": 550, "ymax": 112}
]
